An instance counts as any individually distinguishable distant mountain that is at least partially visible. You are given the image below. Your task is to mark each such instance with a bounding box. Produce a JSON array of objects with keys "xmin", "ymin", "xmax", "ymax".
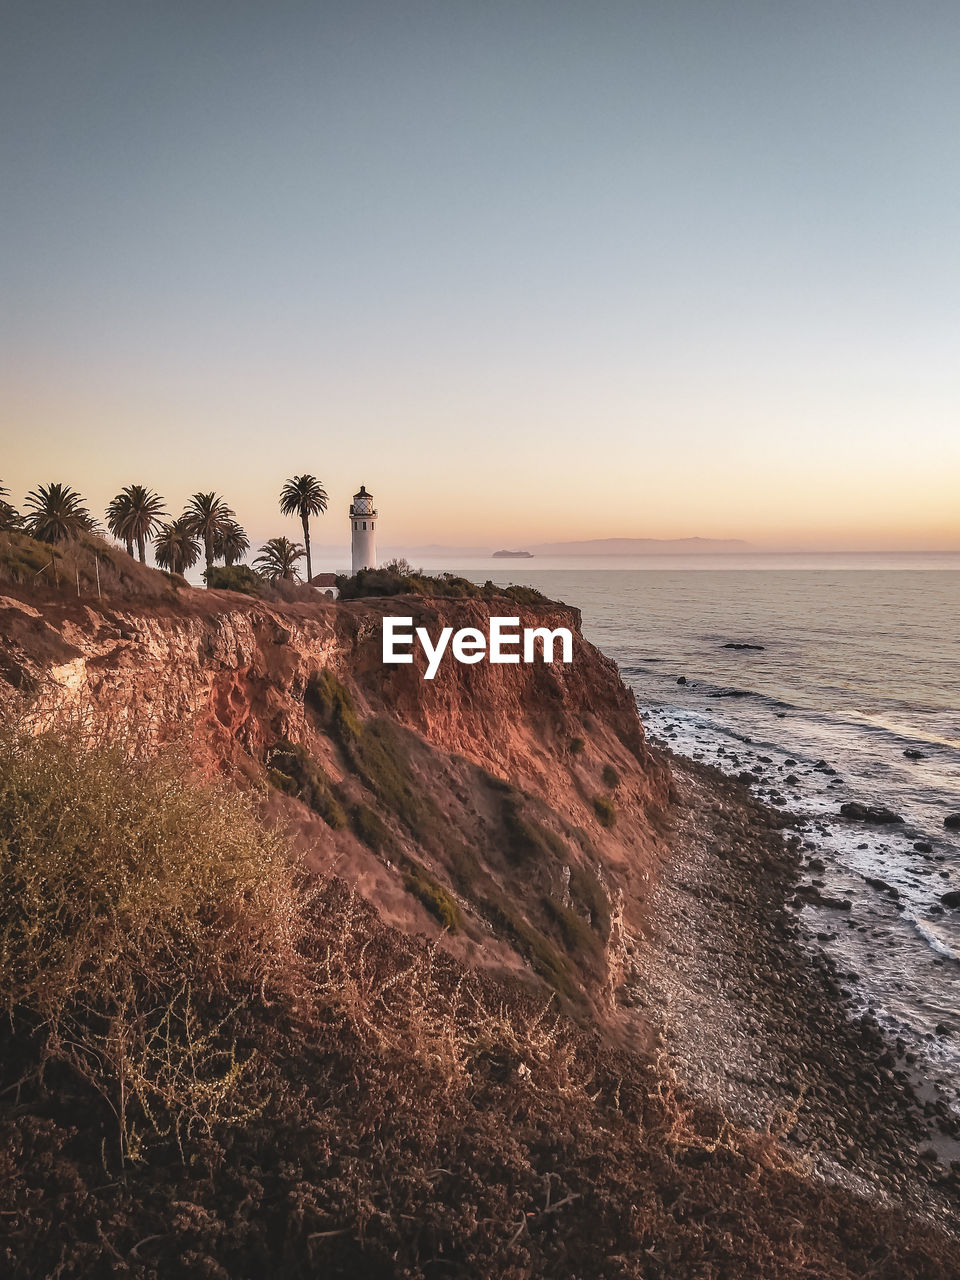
[{"xmin": 530, "ymin": 537, "xmax": 753, "ymax": 556}]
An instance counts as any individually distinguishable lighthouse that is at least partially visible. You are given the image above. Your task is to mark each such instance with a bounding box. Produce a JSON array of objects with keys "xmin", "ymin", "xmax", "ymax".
[{"xmin": 350, "ymin": 484, "xmax": 378, "ymax": 573}]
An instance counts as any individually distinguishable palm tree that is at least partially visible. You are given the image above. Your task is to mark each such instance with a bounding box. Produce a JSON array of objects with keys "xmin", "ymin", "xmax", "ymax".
[
  {"xmin": 0, "ymin": 484, "xmax": 20, "ymax": 531},
  {"xmin": 182, "ymin": 492, "xmax": 236, "ymax": 584},
  {"xmin": 23, "ymin": 483, "xmax": 96, "ymax": 543},
  {"xmin": 279, "ymin": 474, "xmax": 328, "ymax": 582},
  {"xmin": 213, "ymin": 519, "xmax": 250, "ymax": 566},
  {"xmin": 254, "ymin": 536, "xmax": 305, "ymax": 582},
  {"xmin": 105, "ymin": 485, "xmax": 166, "ymax": 563},
  {"xmin": 153, "ymin": 518, "xmax": 201, "ymax": 577},
  {"xmin": 105, "ymin": 490, "xmax": 135, "ymax": 556}
]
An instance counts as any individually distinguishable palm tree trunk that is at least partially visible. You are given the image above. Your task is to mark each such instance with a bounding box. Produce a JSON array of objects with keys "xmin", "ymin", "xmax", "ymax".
[
  {"xmin": 302, "ymin": 514, "xmax": 312, "ymax": 581},
  {"xmin": 125, "ymin": 538, "xmax": 134, "ymax": 558},
  {"xmin": 205, "ymin": 536, "xmax": 214, "ymax": 585},
  {"xmin": 137, "ymin": 535, "xmax": 146, "ymax": 564}
]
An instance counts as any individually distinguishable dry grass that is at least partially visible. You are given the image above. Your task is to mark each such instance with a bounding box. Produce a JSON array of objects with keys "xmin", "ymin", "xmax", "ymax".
[
  {"xmin": 0, "ymin": 716, "xmax": 308, "ymax": 1014},
  {"xmin": 0, "ymin": 529, "xmax": 183, "ymax": 600},
  {"xmin": 0, "ymin": 713, "xmax": 589, "ymax": 1169},
  {"xmin": 0, "ymin": 712, "xmax": 310, "ymax": 1163},
  {"xmin": 1, "ymin": 718, "xmax": 957, "ymax": 1278}
]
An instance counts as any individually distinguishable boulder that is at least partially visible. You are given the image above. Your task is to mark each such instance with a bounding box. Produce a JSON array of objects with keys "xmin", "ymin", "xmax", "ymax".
[
  {"xmin": 840, "ymin": 802, "xmax": 903, "ymax": 825},
  {"xmin": 940, "ymin": 890, "xmax": 960, "ymax": 909},
  {"xmin": 864, "ymin": 877, "xmax": 900, "ymax": 900},
  {"xmin": 794, "ymin": 885, "xmax": 852, "ymax": 911},
  {"xmin": 944, "ymin": 813, "xmax": 960, "ymax": 831}
]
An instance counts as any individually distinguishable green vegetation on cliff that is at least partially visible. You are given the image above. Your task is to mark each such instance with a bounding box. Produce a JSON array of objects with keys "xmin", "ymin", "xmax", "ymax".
[
  {"xmin": 204, "ymin": 563, "xmax": 264, "ymax": 595},
  {"xmin": 307, "ymin": 669, "xmax": 444, "ymax": 844},
  {"xmin": 267, "ymin": 739, "xmax": 348, "ymax": 829},
  {"xmin": 334, "ymin": 562, "xmax": 549, "ymax": 605}
]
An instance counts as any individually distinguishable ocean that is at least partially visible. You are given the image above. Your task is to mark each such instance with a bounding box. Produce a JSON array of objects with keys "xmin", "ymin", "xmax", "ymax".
[{"xmin": 459, "ymin": 559, "xmax": 960, "ymax": 1104}]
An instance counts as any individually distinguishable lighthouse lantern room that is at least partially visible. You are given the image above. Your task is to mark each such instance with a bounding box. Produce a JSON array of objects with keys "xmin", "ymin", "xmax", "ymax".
[{"xmin": 350, "ymin": 485, "xmax": 378, "ymax": 573}]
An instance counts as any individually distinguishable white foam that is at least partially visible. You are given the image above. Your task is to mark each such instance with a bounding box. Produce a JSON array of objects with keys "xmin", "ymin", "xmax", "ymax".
[{"xmin": 904, "ymin": 912, "xmax": 960, "ymax": 963}]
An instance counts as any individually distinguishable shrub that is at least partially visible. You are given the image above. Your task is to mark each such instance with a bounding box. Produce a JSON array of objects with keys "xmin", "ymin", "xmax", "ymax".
[
  {"xmin": 350, "ymin": 802, "xmax": 394, "ymax": 854},
  {"xmin": 335, "ymin": 567, "xmax": 483, "ymax": 600},
  {"xmin": 570, "ymin": 737, "xmax": 586, "ymax": 756},
  {"xmin": 593, "ymin": 795, "xmax": 617, "ymax": 827},
  {"xmin": 542, "ymin": 895, "xmax": 601, "ymax": 960},
  {"xmin": 267, "ymin": 740, "xmax": 347, "ymax": 829},
  {"xmin": 601, "ymin": 764, "xmax": 620, "ymax": 789},
  {"xmin": 204, "ymin": 564, "xmax": 263, "ymax": 595},
  {"xmin": 306, "ymin": 668, "xmax": 364, "ymax": 744},
  {"xmin": 0, "ymin": 715, "xmax": 308, "ymax": 1158},
  {"xmin": 404, "ymin": 867, "xmax": 461, "ymax": 931},
  {"xmin": 334, "ymin": 567, "xmax": 553, "ymax": 605},
  {"xmin": 483, "ymin": 895, "xmax": 576, "ymax": 999},
  {"xmin": 502, "ymin": 792, "xmax": 569, "ymax": 865},
  {"xmin": 267, "ymin": 766, "xmax": 299, "ymax": 796},
  {"xmin": 502, "ymin": 583, "xmax": 549, "ymax": 607}
]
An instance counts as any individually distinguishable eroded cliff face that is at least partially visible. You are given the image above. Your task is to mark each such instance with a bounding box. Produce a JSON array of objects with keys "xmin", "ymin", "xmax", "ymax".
[{"xmin": 0, "ymin": 586, "xmax": 672, "ymax": 1024}]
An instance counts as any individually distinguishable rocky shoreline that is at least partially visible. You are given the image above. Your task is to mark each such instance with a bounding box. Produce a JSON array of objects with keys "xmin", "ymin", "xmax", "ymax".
[{"xmin": 625, "ymin": 750, "xmax": 959, "ymax": 1228}]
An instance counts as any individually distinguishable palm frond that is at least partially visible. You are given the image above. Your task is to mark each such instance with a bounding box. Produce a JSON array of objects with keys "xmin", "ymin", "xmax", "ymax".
[
  {"xmin": 254, "ymin": 536, "xmax": 305, "ymax": 582},
  {"xmin": 23, "ymin": 483, "xmax": 97, "ymax": 543},
  {"xmin": 279, "ymin": 475, "xmax": 328, "ymax": 520}
]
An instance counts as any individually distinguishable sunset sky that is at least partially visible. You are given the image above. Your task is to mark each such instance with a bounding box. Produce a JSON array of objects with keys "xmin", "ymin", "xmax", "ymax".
[{"xmin": 2, "ymin": 1, "xmax": 958, "ymax": 552}]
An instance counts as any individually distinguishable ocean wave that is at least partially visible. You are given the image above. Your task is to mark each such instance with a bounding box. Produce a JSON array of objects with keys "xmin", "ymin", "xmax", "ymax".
[
  {"xmin": 902, "ymin": 912, "xmax": 960, "ymax": 963},
  {"xmin": 847, "ymin": 712, "xmax": 960, "ymax": 752},
  {"xmin": 645, "ymin": 669, "xmax": 958, "ymax": 756}
]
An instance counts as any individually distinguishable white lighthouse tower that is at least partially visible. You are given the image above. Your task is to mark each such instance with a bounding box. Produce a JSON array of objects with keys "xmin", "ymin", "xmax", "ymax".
[{"xmin": 350, "ymin": 484, "xmax": 378, "ymax": 573}]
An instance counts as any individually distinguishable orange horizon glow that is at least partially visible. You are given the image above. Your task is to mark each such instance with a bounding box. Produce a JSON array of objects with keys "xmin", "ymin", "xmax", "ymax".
[
  {"xmin": 3, "ymin": 7, "xmax": 959, "ymax": 559},
  {"xmin": 4, "ymin": 374, "xmax": 959, "ymax": 553}
]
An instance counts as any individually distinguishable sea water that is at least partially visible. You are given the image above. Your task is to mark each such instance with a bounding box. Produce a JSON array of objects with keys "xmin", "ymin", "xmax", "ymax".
[{"xmin": 458, "ymin": 558, "xmax": 960, "ymax": 1105}]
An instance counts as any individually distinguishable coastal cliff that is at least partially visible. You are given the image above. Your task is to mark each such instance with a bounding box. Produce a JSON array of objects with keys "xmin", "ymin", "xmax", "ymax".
[
  {"xmin": 0, "ymin": 584, "xmax": 671, "ymax": 1017},
  {"xmin": 2, "ymin": 563, "xmax": 959, "ymax": 1278}
]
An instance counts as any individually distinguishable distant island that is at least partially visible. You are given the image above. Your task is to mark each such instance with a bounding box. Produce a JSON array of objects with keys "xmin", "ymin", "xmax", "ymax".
[{"xmin": 492, "ymin": 549, "xmax": 534, "ymax": 558}]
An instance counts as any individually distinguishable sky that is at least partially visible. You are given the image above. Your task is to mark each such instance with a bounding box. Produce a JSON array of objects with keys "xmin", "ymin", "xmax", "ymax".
[{"xmin": 2, "ymin": 0, "xmax": 959, "ymax": 553}]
